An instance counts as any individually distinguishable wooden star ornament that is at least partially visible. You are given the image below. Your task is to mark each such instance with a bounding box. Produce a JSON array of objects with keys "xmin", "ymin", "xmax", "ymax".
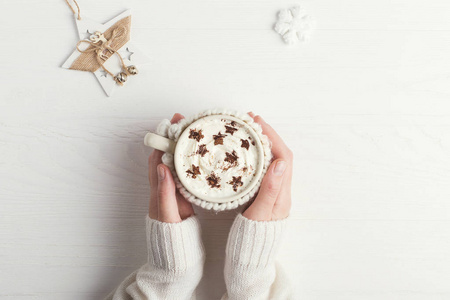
[{"xmin": 62, "ymin": 9, "xmax": 149, "ymax": 97}]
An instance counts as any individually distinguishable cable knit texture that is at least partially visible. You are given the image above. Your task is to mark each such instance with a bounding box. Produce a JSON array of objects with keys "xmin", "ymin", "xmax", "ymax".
[
  {"xmin": 154, "ymin": 108, "xmax": 274, "ymax": 211},
  {"xmin": 221, "ymin": 213, "xmax": 292, "ymax": 300},
  {"xmin": 104, "ymin": 215, "xmax": 205, "ymax": 300},
  {"xmin": 105, "ymin": 213, "xmax": 293, "ymax": 300},
  {"xmin": 146, "ymin": 215, "xmax": 205, "ymax": 272}
]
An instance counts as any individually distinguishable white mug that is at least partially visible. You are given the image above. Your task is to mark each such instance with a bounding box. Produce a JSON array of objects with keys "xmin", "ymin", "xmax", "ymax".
[{"xmin": 144, "ymin": 114, "xmax": 266, "ymax": 204}]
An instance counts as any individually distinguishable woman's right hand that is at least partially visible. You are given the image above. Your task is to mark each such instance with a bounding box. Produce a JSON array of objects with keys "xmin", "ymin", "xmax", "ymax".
[{"xmin": 242, "ymin": 113, "xmax": 293, "ymax": 221}]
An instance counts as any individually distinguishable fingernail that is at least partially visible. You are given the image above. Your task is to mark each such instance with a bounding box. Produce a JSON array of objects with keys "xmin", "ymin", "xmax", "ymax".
[
  {"xmin": 157, "ymin": 165, "xmax": 165, "ymax": 181},
  {"xmin": 273, "ymin": 160, "xmax": 286, "ymax": 176}
]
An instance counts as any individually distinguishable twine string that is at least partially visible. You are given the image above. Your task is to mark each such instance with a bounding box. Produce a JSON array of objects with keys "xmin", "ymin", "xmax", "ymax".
[
  {"xmin": 76, "ymin": 26, "xmax": 130, "ymax": 84},
  {"xmin": 68, "ymin": 12, "xmax": 132, "ymax": 86},
  {"xmin": 65, "ymin": 0, "xmax": 81, "ymax": 20}
]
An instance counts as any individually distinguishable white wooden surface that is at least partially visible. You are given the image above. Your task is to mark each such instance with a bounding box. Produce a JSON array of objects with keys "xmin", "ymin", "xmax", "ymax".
[{"xmin": 1, "ymin": 0, "xmax": 450, "ymax": 299}]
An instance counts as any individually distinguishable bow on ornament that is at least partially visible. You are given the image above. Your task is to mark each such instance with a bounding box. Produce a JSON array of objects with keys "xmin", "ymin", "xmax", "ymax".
[
  {"xmin": 69, "ymin": 15, "xmax": 138, "ymax": 86},
  {"xmin": 62, "ymin": 0, "xmax": 149, "ymax": 96},
  {"xmin": 75, "ymin": 26, "xmax": 138, "ymax": 85}
]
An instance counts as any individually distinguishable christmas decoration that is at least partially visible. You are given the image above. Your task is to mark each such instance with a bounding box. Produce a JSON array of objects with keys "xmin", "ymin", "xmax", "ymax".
[{"xmin": 62, "ymin": 0, "xmax": 149, "ymax": 96}]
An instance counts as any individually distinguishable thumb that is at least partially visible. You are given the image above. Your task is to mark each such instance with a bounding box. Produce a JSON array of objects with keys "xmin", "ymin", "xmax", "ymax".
[
  {"xmin": 243, "ymin": 159, "xmax": 287, "ymax": 221},
  {"xmin": 157, "ymin": 164, "xmax": 182, "ymax": 223}
]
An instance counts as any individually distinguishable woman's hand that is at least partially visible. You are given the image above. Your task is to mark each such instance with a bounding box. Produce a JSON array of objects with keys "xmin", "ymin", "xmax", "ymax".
[
  {"xmin": 242, "ymin": 113, "xmax": 293, "ymax": 221},
  {"xmin": 148, "ymin": 113, "xmax": 194, "ymax": 223}
]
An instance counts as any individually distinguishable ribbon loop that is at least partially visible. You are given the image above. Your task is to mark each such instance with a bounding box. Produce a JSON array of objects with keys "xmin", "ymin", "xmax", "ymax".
[{"xmin": 90, "ymin": 31, "xmax": 107, "ymax": 44}]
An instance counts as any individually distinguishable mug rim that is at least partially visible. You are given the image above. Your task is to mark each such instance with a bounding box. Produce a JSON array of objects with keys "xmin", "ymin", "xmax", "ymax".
[{"xmin": 174, "ymin": 114, "xmax": 265, "ymax": 203}]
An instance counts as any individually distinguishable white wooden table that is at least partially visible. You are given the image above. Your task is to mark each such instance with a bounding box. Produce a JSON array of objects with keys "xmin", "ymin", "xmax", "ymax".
[{"xmin": 1, "ymin": 0, "xmax": 450, "ymax": 299}]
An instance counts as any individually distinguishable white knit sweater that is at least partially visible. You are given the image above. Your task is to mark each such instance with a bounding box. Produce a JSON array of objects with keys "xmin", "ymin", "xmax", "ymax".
[{"xmin": 104, "ymin": 213, "xmax": 292, "ymax": 300}]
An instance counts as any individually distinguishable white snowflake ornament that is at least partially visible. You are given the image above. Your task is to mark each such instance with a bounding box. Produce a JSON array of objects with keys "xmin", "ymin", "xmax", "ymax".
[{"xmin": 274, "ymin": 6, "xmax": 314, "ymax": 45}]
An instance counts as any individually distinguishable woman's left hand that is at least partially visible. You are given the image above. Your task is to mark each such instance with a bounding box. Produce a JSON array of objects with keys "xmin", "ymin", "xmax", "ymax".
[{"xmin": 148, "ymin": 113, "xmax": 195, "ymax": 223}]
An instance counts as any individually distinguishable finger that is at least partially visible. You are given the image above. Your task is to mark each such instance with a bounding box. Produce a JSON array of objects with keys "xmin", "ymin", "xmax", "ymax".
[
  {"xmin": 243, "ymin": 159, "xmax": 287, "ymax": 221},
  {"xmin": 176, "ymin": 192, "xmax": 195, "ymax": 220},
  {"xmin": 253, "ymin": 115, "xmax": 292, "ymax": 161},
  {"xmin": 171, "ymin": 113, "xmax": 185, "ymax": 124},
  {"xmin": 248, "ymin": 111, "xmax": 256, "ymax": 118},
  {"xmin": 148, "ymin": 150, "xmax": 164, "ymax": 219},
  {"xmin": 255, "ymin": 159, "xmax": 287, "ymax": 206},
  {"xmin": 157, "ymin": 164, "xmax": 182, "ymax": 223},
  {"xmin": 149, "ymin": 113, "xmax": 185, "ymax": 220},
  {"xmin": 272, "ymin": 164, "xmax": 292, "ymax": 219},
  {"xmin": 149, "ymin": 114, "xmax": 185, "ymax": 189},
  {"xmin": 253, "ymin": 115, "xmax": 293, "ymax": 217},
  {"xmin": 148, "ymin": 150, "xmax": 164, "ymax": 188}
]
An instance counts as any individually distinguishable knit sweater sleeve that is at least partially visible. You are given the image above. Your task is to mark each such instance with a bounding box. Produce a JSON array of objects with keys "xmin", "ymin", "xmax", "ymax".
[
  {"xmin": 104, "ymin": 214, "xmax": 205, "ymax": 300},
  {"xmin": 221, "ymin": 213, "xmax": 293, "ymax": 300}
]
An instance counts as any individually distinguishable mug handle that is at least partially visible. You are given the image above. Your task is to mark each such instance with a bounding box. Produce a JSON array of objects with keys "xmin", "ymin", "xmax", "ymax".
[{"xmin": 144, "ymin": 132, "xmax": 176, "ymax": 154}]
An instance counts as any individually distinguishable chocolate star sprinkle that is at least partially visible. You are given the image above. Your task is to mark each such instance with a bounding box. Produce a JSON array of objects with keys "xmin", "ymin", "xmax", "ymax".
[
  {"xmin": 241, "ymin": 139, "xmax": 250, "ymax": 150},
  {"xmin": 228, "ymin": 176, "xmax": 243, "ymax": 192},
  {"xmin": 189, "ymin": 129, "xmax": 204, "ymax": 142},
  {"xmin": 213, "ymin": 132, "xmax": 226, "ymax": 145},
  {"xmin": 186, "ymin": 164, "xmax": 201, "ymax": 179},
  {"xmin": 224, "ymin": 150, "xmax": 239, "ymax": 166},
  {"xmin": 225, "ymin": 125, "xmax": 238, "ymax": 135},
  {"xmin": 206, "ymin": 172, "xmax": 221, "ymax": 188},
  {"xmin": 196, "ymin": 144, "xmax": 209, "ymax": 157}
]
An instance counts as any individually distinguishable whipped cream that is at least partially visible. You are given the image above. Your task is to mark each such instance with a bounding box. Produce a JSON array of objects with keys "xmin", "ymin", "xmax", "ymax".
[{"xmin": 175, "ymin": 117, "xmax": 260, "ymax": 200}]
